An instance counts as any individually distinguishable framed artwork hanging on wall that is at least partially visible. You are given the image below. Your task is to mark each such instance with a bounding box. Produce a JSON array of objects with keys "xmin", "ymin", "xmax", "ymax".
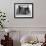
[{"xmin": 14, "ymin": 3, "xmax": 33, "ymax": 18}]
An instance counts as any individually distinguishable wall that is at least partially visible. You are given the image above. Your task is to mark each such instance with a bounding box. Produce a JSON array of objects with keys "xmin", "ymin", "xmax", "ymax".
[
  {"xmin": 0, "ymin": 0, "xmax": 46, "ymax": 27},
  {"xmin": 0, "ymin": 0, "xmax": 46, "ymax": 46}
]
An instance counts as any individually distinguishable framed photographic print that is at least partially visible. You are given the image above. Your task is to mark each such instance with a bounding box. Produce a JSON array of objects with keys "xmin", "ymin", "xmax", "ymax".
[{"xmin": 14, "ymin": 3, "xmax": 33, "ymax": 18}]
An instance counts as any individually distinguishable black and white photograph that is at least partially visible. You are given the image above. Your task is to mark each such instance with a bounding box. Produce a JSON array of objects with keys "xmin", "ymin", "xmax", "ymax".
[{"xmin": 14, "ymin": 3, "xmax": 33, "ymax": 18}]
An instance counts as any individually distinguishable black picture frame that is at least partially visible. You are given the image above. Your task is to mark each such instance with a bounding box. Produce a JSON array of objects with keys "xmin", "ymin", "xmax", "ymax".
[{"xmin": 14, "ymin": 3, "xmax": 33, "ymax": 18}]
